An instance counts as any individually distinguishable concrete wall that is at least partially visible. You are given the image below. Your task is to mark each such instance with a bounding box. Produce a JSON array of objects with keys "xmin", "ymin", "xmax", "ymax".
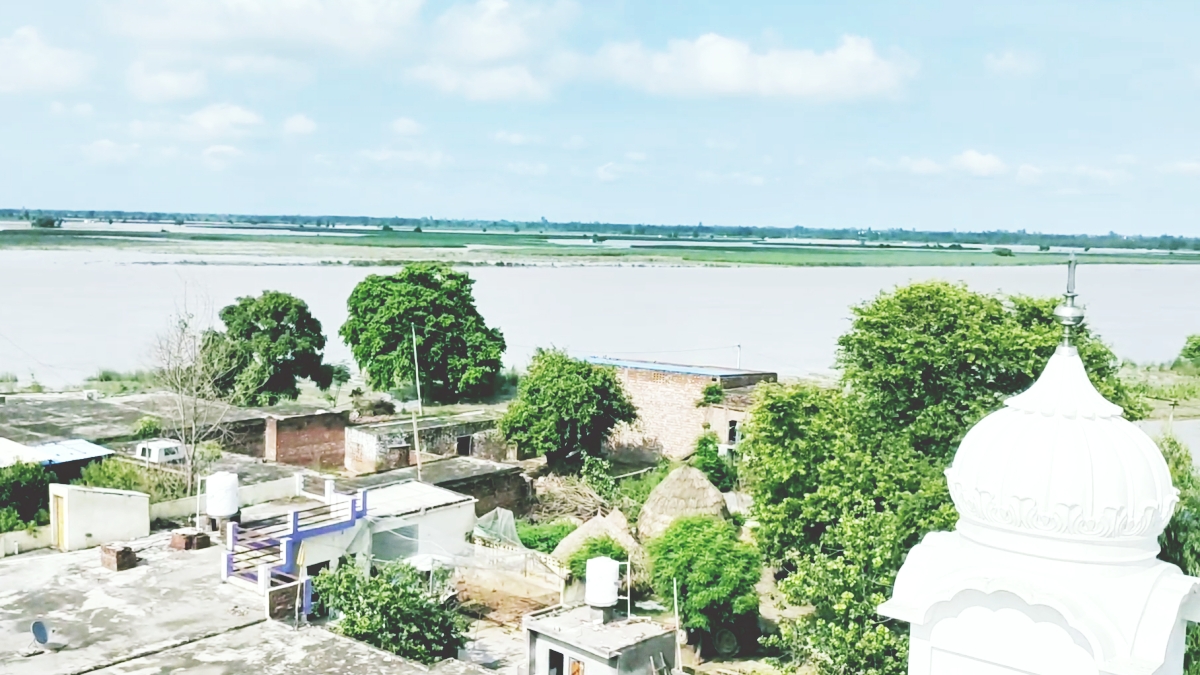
[
  {"xmin": 371, "ymin": 498, "xmax": 477, "ymax": 561},
  {"xmin": 442, "ymin": 468, "xmax": 531, "ymax": 516},
  {"xmin": 530, "ymin": 632, "xmax": 618, "ymax": 675},
  {"xmin": 50, "ymin": 484, "xmax": 150, "ymax": 551},
  {"xmin": 0, "ymin": 525, "xmax": 52, "ymax": 557},
  {"xmin": 700, "ymin": 406, "xmax": 751, "ymax": 445},
  {"xmin": 265, "ymin": 412, "xmax": 348, "ymax": 469},
  {"xmin": 345, "ymin": 418, "xmax": 500, "ymax": 475},
  {"xmin": 149, "ymin": 475, "xmax": 301, "ymax": 521},
  {"xmin": 345, "ymin": 425, "xmax": 408, "ymax": 475}
]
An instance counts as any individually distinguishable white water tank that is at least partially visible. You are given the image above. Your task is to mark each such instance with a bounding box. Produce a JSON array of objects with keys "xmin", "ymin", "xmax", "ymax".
[
  {"xmin": 205, "ymin": 471, "xmax": 239, "ymax": 518},
  {"xmin": 585, "ymin": 556, "xmax": 621, "ymax": 608}
]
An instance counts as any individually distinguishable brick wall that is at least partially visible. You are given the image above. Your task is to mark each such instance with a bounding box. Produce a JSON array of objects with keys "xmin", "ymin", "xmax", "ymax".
[
  {"xmin": 264, "ymin": 411, "xmax": 348, "ymax": 468},
  {"xmin": 343, "ymin": 418, "xmax": 501, "ymax": 475}
]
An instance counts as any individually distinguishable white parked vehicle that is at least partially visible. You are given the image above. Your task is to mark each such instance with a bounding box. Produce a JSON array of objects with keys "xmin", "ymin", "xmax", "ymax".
[{"xmin": 134, "ymin": 439, "xmax": 185, "ymax": 464}]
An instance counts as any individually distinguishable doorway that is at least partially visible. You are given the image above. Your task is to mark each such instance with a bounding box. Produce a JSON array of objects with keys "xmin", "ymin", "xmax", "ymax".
[
  {"xmin": 548, "ymin": 649, "xmax": 563, "ymax": 675},
  {"xmin": 456, "ymin": 436, "xmax": 472, "ymax": 456},
  {"xmin": 53, "ymin": 494, "xmax": 65, "ymax": 550}
]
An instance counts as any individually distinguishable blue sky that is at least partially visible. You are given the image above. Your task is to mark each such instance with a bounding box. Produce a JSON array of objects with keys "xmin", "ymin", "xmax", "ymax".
[{"xmin": 2, "ymin": 1, "xmax": 1200, "ymax": 235}]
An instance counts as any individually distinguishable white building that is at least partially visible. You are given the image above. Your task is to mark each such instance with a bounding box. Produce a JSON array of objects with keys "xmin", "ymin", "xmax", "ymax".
[{"xmin": 879, "ymin": 271, "xmax": 1200, "ymax": 675}]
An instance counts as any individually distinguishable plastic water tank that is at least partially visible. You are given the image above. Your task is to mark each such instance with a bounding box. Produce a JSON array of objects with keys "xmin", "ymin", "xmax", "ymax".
[
  {"xmin": 205, "ymin": 471, "xmax": 240, "ymax": 518},
  {"xmin": 585, "ymin": 556, "xmax": 621, "ymax": 608}
]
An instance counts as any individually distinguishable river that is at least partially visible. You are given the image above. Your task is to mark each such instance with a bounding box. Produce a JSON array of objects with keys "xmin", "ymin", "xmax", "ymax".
[{"xmin": 3, "ymin": 250, "xmax": 1198, "ymax": 387}]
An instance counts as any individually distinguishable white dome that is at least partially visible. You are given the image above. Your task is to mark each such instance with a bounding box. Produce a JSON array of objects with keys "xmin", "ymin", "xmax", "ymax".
[{"xmin": 945, "ymin": 346, "xmax": 1178, "ymax": 563}]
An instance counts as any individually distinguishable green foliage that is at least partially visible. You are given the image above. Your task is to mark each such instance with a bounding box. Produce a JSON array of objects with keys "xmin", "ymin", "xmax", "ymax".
[
  {"xmin": 837, "ymin": 281, "xmax": 1146, "ymax": 461},
  {"xmin": 88, "ymin": 368, "xmax": 154, "ymax": 383},
  {"xmin": 0, "ymin": 461, "xmax": 52, "ymax": 522},
  {"xmin": 516, "ymin": 520, "xmax": 578, "ymax": 554},
  {"xmin": 1155, "ymin": 434, "xmax": 1200, "ymax": 673},
  {"xmin": 323, "ymin": 363, "xmax": 352, "ymax": 405},
  {"xmin": 1181, "ymin": 335, "xmax": 1200, "ymax": 367},
  {"xmin": 340, "ymin": 263, "xmax": 505, "ymax": 403},
  {"xmin": 992, "ymin": 246, "xmax": 1015, "ymax": 257},
  {"xmin": 74, "ymin": 458, "xmax": 187, "ymax": 503},
  {"xmin": 647, "ymin": 516, "xmax": 760, "ymax": 632},
  {"xmin": 212, "ymin": 290, "xmax": 332, "ymax": 406},
  {"xmin": 697, "ymin": 383, "xmax": 725, "ymax": 407},
  {"xmin": 0, "ymin": 372, "xmax": 17, "ymax": 383},
  {"xmin": 613, "ymin": 462, "xmax": 671, "ymax": 521},
  {"xmin": 498, "ymin": 349, "xmax": 637, "ymax": 471},
  {"xmin": 566, "ymin": 536, "xmax": 628, "ymax": 581},
  {"xmin": 133, "ymin": 416, "xmax": 163, "ymax": 440},
  {"xmin": 690, "ymin": 432, "xmax": 736, "ymax": 492},
  {"xmin": 580, "ymin": 455, "xmax": 616, "ymax": 497},
  {"xmin": 744, "ymin": 281, "xmax": 1140, "ymax": 674},
  {"xmin": 312, "ymin": 561, "xmax": 467, "ymax": 664}
]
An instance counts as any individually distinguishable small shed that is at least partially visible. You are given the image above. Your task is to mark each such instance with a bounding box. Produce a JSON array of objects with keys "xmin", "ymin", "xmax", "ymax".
[
  {"xmin": 524, "ymin": 604, "xmax": 676, "ymax": 675},
  {"xmin": 0, "ymin": 438, "xmax": 112, "ymax": 481},
  {"xmin": 635, "ymin": 466, "xmax": 727, "ymax": 541},
  {"xmin": 49, "ymin": 483, "xmax": 150, "ymax": 552}
]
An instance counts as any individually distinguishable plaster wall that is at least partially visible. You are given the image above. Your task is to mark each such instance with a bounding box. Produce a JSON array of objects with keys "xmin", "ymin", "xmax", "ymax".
[
  {"xmin": 149, "ymin": 475, "xmax": 301, "ymax": 521},
  {"xmin": 371, "ymin": 499, "xmax": 477, "ymax": 561},
  {"xmin": 0, "ymin": 525, "xmax": 52, "ymax": 557},
  {"xmin": 50, "ymin": 484, "xmax": 149, "ymax": 551},
  {"xmin": 530, "ymin": 632, "xmax": 617, "ymax": 675}
]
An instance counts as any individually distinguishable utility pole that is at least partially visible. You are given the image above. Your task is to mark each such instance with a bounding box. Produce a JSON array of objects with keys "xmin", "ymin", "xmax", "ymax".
[
  {"xmin": 411, "ymin": 323, "xmax": 423, "ymax": 416},
  {"xmin": 736, "ymin": 344, "xmax": 742, "ymax": 369}
]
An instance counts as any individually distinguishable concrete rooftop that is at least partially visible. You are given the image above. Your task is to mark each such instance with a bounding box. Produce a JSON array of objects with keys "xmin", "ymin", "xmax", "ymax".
[
  {"xmin": 523, "ymin": 605, "xmax": 673, "ymax": 659},
  {"xmin": 0, "ymin": 533, "xmax": 260, "ymax": 675},
  {"xmin": 336, "ymin": 456, "xmax": 520, "ymax": 493}
]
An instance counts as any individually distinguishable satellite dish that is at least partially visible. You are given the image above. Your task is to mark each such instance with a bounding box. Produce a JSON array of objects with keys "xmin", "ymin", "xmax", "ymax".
[{"xmin": 31, "ymin": 620, "xmax": 48, "ymax": 646}]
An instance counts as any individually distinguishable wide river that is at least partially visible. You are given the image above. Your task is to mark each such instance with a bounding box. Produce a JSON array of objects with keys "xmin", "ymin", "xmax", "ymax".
[{"xmin": 3, "ymin": 250, "xmax": 1199, "ymax": 387}]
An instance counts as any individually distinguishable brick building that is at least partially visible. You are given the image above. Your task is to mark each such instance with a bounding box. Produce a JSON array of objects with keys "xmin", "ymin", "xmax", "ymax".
[
  {"xmin": 343, "ymin": 410, "xmax": 505, "ymax": 475},
  {"xmin": 587, "ymin": 358, "xmax": 776, "ymax": 460},
  {"xmin": 264, "ymin": 410, "xmax": 349, "ymax": 469}
]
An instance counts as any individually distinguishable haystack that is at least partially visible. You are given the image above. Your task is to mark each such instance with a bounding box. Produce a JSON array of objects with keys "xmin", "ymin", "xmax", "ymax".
[
  {"xmin": 551, "ymin": 509, "xmax": 645, "ymax": 567},
  {"xmin": 636, "ymin": 466, "xmax": 728, "ymax": 541}
]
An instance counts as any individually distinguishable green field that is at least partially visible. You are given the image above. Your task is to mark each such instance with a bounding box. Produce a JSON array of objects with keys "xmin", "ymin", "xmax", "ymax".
[{"xmin": 4, "ymin": 224, "xmax": 1200, "ymax": 267}]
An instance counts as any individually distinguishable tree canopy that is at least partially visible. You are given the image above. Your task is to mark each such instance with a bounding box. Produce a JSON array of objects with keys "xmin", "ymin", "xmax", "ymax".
[
  {"xmin": 0, "ymin": 462, "xmax": 52, "ymax": 532},
  {"xmin": 742, "ymin": 281, "xmax": 1147, "ymax": 675},
  {"xmin": 1181, "ymin": 334, "xmax": 1200, "ymax": 367},
  {"xmin": 647, "ymin": 515, "xmax": 760, "ymax": 633},
  {"xmin": 212, "ymin": 290, "xmax": 333, "ymax": 406},
  {"xmin": 340, "ymin": 263, "xmax": 505, "ymax": 402},
  {"xmin": 498, "ymin": 348, "xmax": 636, "ymax": 471},
  {"xmin": 312, "ymin": 561, "xmax": 466, "ymax": 664}
]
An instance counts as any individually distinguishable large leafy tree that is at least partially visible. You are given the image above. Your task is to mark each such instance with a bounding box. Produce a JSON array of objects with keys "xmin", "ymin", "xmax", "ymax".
[
  {"xmin": 312, "ymin": 561, "xmax": 466, "ymax": 664},
  {"xmin": 498, "ymin": 349, "xmax": 636, "ymax": 471},
  {"xmin": 340, "ymin": 263, "xmax": 505, "ymax": 403},
  {"xmin": 647, "ymin": 515, "xmax": 760, "ymax": 633},
  {"xmin": 742, "ymin": 281, "xmax": 1145, "ymax": 675},
  {"xmin": 0, "ymin": 462, "xmax": 53, "ymax": 532},
  {"xmin": 212, "ymin": 291, "xmax": 333, "ymax": 406}
]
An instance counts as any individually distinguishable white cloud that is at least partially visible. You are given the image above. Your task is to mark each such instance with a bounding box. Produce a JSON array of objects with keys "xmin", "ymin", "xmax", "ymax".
[
  {"xmin": 494, "ymin": 130, "xmax": 538, "ymax": 145},
  {"xmin": 359, "ymin": 148, "xmax": 451, "ymax": 168},
  {"xmin": 283, "ymin": 113, "xmax": 317, "ymax": 135},
  {"xmin": 126, "ymin": 61, "xmax": 207, "ymax": 102},
  {"xmin": 507, "ymin": 161, "xmax": 548, "ymax": 176},
  {"xmin": 221, "ymin": 54, "xmax": 307, "ymax": 79},
  {"xmin": 82, "ymin": 139, "xmax": 139, "ymax": 164},
  {"xmin": 392, "ymin": 117, "xmax": 425, "ymax": 135},
  {"xmin": 406, "ymin": 63, "xmax": 549, "ymax": 100},
  {"xmin": 985, "ymin": 51, "xmax": 1040, "ymax": 77},
  {"xmin": 182, "ymin": 103, "xmax": 262, "ymax": 139},
  {"xmin": 1016, "ymin": 164, "xmax": 1044, "ymax": 184},
  {"xmin": 106, "ymin": 0, "xmax": 423, "ymax": 53},
  {"xmin": 897, "ymin": 156, "xmax": 942, "ymax": 174},
  {"xmin": 952, "ymin": 149, "xmax": 1007, "ymax": 176},
  {"xmin": 0, "ymin": 27, "xmax": 93, "ymax": 94},
  {"xmin": 50, "ymin": 101, "xmax": 94, "ymax": 116},
  {"xmin": 562, "ymin": 135, "xmax": 586, "ymax": 150},
  {"xmin": 201, "ymin": 144, "xmax": 242, "ymax": 169},
  {"xmin": 593, "ymin": 34, "xmax": 914, "ymax": 99},
  {"xmin": 432, "ymin": 0, "xmax": 578, "ymax": 64},
  {"xmin": 1162, "ymin": 160, "xmax": 1200, "ymax": 175},
  {"xmin": 596, "ymin": 162, "xmax": 622, "ymax": 182}
]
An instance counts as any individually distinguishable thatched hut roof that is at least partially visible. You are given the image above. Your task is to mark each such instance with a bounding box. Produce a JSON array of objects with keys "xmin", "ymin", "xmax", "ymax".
[
  {"xmin": 551, "ymin": 509, "xmax": 645, "ymax": 567},
  {"xmin": 636, "ymin": 466, "xmax": 728, "ymax": 541}
]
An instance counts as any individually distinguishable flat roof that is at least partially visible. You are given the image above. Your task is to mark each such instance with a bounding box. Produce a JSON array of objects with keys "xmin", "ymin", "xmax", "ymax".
[
  {"xmin": 337, "ymin": 456, "xmax": 521, "ymax": 493},
  {"xmin": 524, "ymin": 605, "xmax": 674, "ymax": 659},
  {"xmin": 356, "ymin": 410, "xmax": 501, "ymax": 434},
  {"xmin": 584, "ymin": 357, "xmax": 774, "ymax": 378},
  {"xmin": 362, "ymin": 480, "xmax": 476, "ymax": 518},
  {"xmin": 31, "ymin": 438, "xmax": 112, "ymax": 464}
]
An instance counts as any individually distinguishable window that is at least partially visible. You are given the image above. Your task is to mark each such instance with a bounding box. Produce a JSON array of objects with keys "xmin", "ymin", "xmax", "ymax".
[
  {"xmin": 372, "ymin": 524, "xmax": 419, "ymax": 561},
  {"xmin": 727, "ymin": 420, "xmax": 739, "ymax": 444},
  {"xmin": 570, "ymin": 658, "xmax": 584, "ymax": 675},
  {"xmin": 456, "ymin": 436, "xmax": 472, "ymax": 456},
  {"xmin": 548, "ymin": 649, "xmax": 563, "ymax": 675},
  {"xmin": 138, "ymin": 446, "xmax": 150, "ymax": 458}
]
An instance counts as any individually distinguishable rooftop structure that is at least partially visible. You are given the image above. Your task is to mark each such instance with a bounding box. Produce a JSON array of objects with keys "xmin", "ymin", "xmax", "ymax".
[
  {"xmin": 336, "ymin": 455, "xmax": 530, "ymax": 516},
  {"xmin": 524, "ymin": 604, "xmax": 676, "ymax": 675},
  {"xmin": 879, "ymin": 260, "xmax": 1200, "ymax": 675},
  {"xmin": 0, "ymin": 437, "xmax": 112, "ymax": 467}
]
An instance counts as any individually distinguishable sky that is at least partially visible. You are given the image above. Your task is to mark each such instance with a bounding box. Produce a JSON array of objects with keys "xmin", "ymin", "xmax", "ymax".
[{"xmin": 2, "ymin": 1, "xmax": 1200, "ymax": 236}]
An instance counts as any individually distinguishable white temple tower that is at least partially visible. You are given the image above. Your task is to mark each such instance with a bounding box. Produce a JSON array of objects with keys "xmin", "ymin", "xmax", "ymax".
[{"xmin": 879, "ymin": 260, "xmax": 1200, "ymax": 675}]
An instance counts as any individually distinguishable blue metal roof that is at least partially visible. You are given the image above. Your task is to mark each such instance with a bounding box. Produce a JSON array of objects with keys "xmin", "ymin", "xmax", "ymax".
[
  {"xmin": 584, "ymin": 357, "xmax": 767, "ymax": 378},
  {"xmin": 30, "ymin": 439, "xmax": 113, "ymax": 464}
]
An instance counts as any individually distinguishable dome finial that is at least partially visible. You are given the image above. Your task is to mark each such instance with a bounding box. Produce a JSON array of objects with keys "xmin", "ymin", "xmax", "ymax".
[{"xmin": 1052, "ymin": 254, "xmax": 1085, "ymax": 345}]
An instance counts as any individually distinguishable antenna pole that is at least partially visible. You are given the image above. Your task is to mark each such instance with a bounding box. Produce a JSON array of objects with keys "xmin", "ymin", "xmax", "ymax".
[{"xmin": 1052, "ymin": 254, "xmax": 1085, "ymax": 347}]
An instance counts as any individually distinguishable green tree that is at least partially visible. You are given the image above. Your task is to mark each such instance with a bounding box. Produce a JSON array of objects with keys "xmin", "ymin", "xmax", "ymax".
[
  {"xmin": 212, "ymin": 291, "xmax": 333, "ymax": 406},
  {"xmin": 340, "ymin": 263, "xmax": 505, "ymax": 402},
  {"xmin": 1181, "ymin": 335, "xmax": 1200, "ymax": 367},
  {"xmin": 516, "ymin": 520, "xmax": 578, "ymax": 554},
  {"xmin": 647, "ymin": 516, "xmax": 760, "ymax": 632},
  {"xmin": 31, "ymin": 215, "xmax": 60, "ymax": 228},
  {"xmin": 743, "ymin": 281, "xmax": 1143, "ymax": 675},
  {"xmin": 312, "ymin": 561, "xmax": 466, "ymax": 664},
  {"xmin": 1156, "ymin": 434, "xmax": 1200, "ymax": 672},
  {"xmin": 566, "ymin": 535, "xmax": 628, "ymax": 581},
  {"xmin": 690, "ymin": 432, "xmax": 736, "ymax": 492},
  {"xmin": 0, "ymin": 461, "xmax": 53, "ymax": 523},
  {"xmin": 498, "ymin": 349, "xmax": 636, "ymax": 471}
]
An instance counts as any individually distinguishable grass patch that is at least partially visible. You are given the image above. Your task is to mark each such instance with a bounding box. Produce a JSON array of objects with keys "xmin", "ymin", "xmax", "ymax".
[
  {"xmin": 613, "ymin": 462, "xmax": 673, "ymax": 521},
  {"xmin": 516, "ymin": 520, "xmax": 578, "ymax": 554}
]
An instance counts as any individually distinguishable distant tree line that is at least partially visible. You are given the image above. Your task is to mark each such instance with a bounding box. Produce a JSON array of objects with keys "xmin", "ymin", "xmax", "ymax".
[{"xmin": 6, "ymin": 208, "xmax": 1200, "ymax": 251}]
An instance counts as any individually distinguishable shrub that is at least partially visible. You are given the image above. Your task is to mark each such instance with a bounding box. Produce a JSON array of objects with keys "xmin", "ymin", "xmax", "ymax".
[
  {"xmin": 516, "ymin": 520, "xmax": 578, "ymax": 554},
  {"xmin": 690, "ymin": 432, "xmax": 736, "ymax": 492},
  {"xmin": 696, "ymin": 383, "xmax": 725, "ymax": 407},
  {"xmin": 133, "ymin": 416, "xmax": 164, "ymax": 440},
  {"xmin": 566, "ymin": 535, "xmax": 628, "ymax": 581},
  {"xmin": 312, "ymin": 561, "xmax": 466, "ymax": 664},
  {"xmin": 74, "ymin": 458, "xmax": 187, "ymax": 503},
  {"xmin": 32, "ymin": 215, "xmax": 60, "ymax": 229},
  {"xmin": 0, "ymin": 461, "xmax": 53, "ymax": 522},
  {"xmin": 613, "ymin": 462, "xmax": 671, "ymax": 521},
  {"xmin": 1181, "ymin": 335, "xmax": 1200, "ymax": 367},
  {"xmin": 992, "ymin": 247, "xmax": 1015, "ymax": 257},
  {"xmin": 647, "ymin": 516, "xmax": 759, "ymax": 632},
  {"xmin": 580, "ymin": 455, "xmax": 616, "ymax": 498}
]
